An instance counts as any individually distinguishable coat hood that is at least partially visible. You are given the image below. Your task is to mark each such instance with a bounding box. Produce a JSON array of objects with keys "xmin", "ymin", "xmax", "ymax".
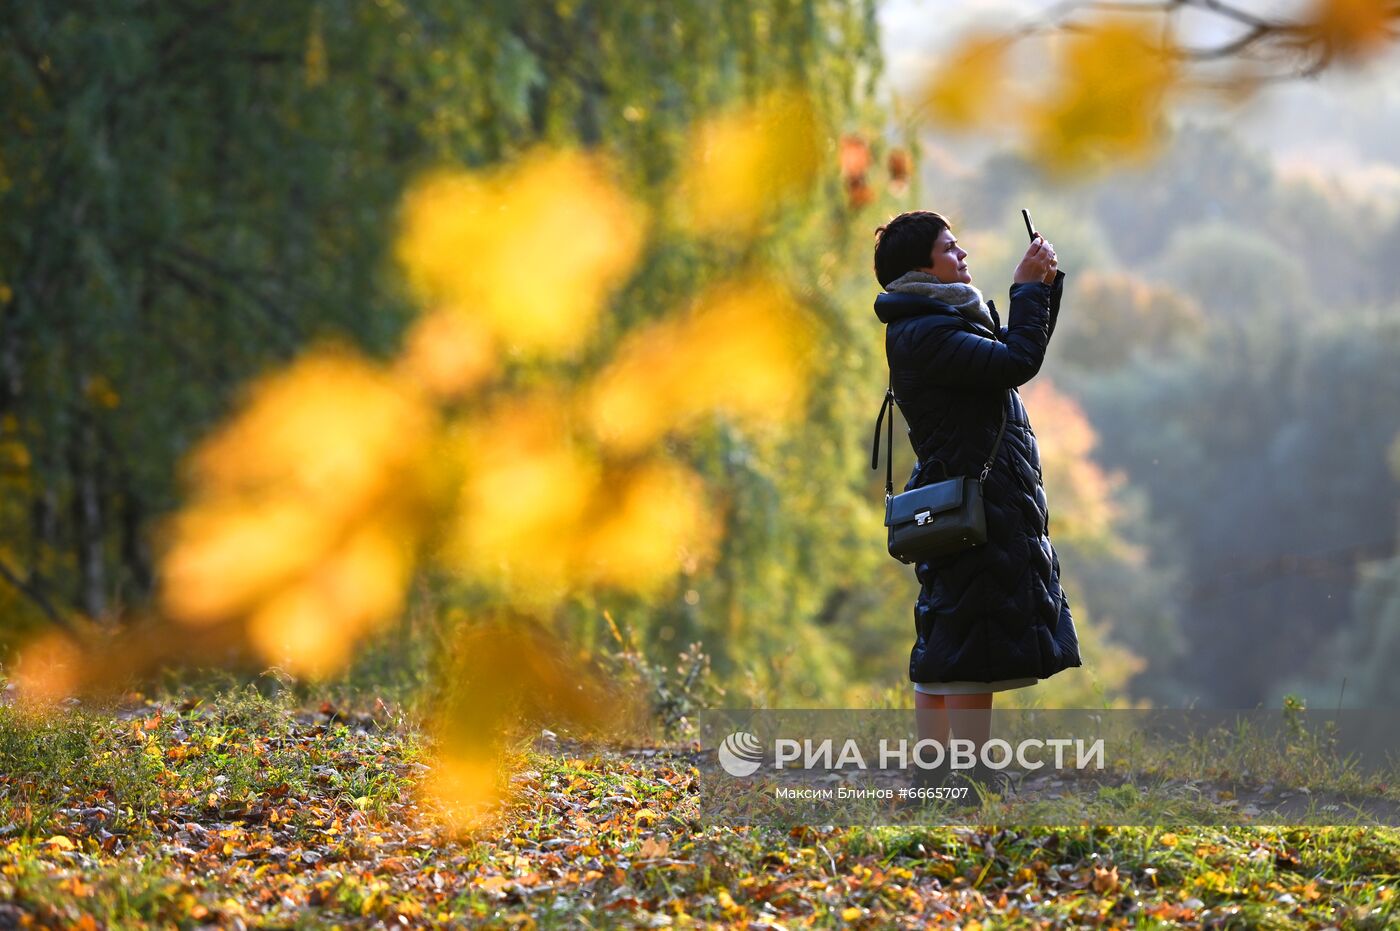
[{"xmin": 874, "ymin": 290, "xmax": 1001, "ymax": 336}]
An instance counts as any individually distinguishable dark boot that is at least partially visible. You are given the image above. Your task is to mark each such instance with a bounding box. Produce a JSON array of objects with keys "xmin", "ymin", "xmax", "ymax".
[
  {"xmin": 905, "ymin": 762, "xmax": 981, "ymax": 810},
  {"xmin": 967, "ymin": 761, "xmax": 1020, "ymax": 797}
]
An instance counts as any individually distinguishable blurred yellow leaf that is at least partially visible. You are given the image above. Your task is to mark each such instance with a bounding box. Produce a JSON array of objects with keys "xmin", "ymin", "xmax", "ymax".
[
  {"xmin": 182, "ymin": 345, "xmax": 433, "ymax": 517},
  {"xmin": 12, "ymin": 631, "xmax": 84, "ymax": 710},
  {"xmin": 1308, "ymin": 0, "xmax": 1396, "ymax": 59},
  {"xmin": 577, "ymin": 458, "xmax": 720, "ymax": 592},
  {"xmin": 1028, "ymin": 17, "xmax": 1179, "ymax": 175},
  {"xmin": 420, "ymin": 616, "xmax": 630, "ymax": 833},
  {"xmin": 158, "ymin": 498, "xmax": 333, "ymax": 623},
  {"xmin": 396, "ymin": 149, "xmax": 646, "ymax": 359},
  {"xmin": 245, "ymin": 520, "xmax": 414, "ymax": 678},
  {"xmin": 313, "ymin": 520, "xmax": 416, "ymax": 626},
  {"xmin": 396, "ymin": 306, "xmax": 499, "ymax": 399},
  {"xmin": 154, "ymin": 344, "xmax": 432, "ymax": 679},
  {"xmin": 918, "ymin": 32, "xmax": 1011, "ymax": 130},
  {"xmin": 444, "ymin": 395, "xmax": 719, "ymax": 600},
  {"xmin": 583, "ymin": 275, "xmax": 816, "ymax": 455},
  {"xmin": 246, "ymin": 580, "xmax": 350, "ymax": 679},
  {"xmin": 418, "ymin": 753, "xmax": 503, "ymax": 833},
  {"xmin": 444, "ymin": 390, "xmax": 602, "ymax": 601},
  {"xmin": 675, "ymin": 89, "xmax": 823, "ymax": 236}
]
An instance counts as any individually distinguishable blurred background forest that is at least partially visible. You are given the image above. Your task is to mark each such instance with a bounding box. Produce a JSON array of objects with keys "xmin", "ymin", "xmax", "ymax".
[{"xmin": 3, "ymin": 0, "xmax": 1400, "ymax": 722}]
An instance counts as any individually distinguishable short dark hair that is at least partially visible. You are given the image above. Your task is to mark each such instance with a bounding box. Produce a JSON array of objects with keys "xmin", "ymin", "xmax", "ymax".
[{"xmin": 873, "ymin": 211, "xmax": 949, "ymax": 288}]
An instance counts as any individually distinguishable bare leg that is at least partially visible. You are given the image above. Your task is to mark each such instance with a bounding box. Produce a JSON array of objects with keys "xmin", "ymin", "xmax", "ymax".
[
  {"xmin": 946, "ymin": 692, "xmax": 992, "ymax": 764},
  {"xmin": 913, "ymin": 689, "xmax": 948, "ymax": 750}
]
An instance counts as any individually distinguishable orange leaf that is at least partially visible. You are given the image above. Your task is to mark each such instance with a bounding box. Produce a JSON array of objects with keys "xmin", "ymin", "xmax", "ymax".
[
  {"xmin": 1308, "ymin": 0, "xmax": 1395, "ymax": 59},
  {"xmin": 638, "ymin": 836, "xmax": 671, "ymax": 859},
  {"xmin": 1092, "ymin": 865, "xmax": 1119, "ymax": 893}
]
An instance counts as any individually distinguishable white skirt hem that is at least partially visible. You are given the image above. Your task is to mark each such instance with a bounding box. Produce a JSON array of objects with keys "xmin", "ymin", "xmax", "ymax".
[{"xmin": 912, "ymin": 677, "xmax": 1038, "ymax": 695}]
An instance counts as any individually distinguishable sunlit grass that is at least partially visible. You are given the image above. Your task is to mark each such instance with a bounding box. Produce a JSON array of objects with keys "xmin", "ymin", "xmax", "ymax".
[{"xmin": 5, "ymin": 682, "xmax": 1400, "ymax": 927}]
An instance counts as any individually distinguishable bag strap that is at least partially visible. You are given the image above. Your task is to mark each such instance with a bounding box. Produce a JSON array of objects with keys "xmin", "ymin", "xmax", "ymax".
[
  {"xmin": 872, "ymin": 379, "xmax": 897, "ymax": 499},
  {"xmin": 872, "ymin": 379, "xmax": 1009, "ymax": 500}
]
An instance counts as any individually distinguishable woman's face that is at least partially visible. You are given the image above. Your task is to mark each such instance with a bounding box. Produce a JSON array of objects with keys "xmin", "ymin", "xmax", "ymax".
[{"xmin": 920, "ymin": 227, "xmax": 971, "ymax": 284}]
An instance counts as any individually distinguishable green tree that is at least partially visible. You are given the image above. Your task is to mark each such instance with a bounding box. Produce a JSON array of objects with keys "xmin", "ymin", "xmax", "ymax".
[
  {"xmin": 6, "ymin": 1, "xmax": 955, "ymax": 714},
  {"xmin": 0, "ymin": 1, "xmax": 880, "ymax": 615}
]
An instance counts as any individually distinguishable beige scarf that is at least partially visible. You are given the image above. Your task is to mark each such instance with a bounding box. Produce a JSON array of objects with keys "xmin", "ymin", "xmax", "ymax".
[{"xmin": 883, "ymin": 270, "xmax": 996, "ymax": 333}]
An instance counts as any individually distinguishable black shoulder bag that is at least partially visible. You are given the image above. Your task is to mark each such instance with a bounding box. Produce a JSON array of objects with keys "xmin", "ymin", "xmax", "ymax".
[{"xmin": 871, "ymin": 382, "xmax": 1008, "ymax": 565}]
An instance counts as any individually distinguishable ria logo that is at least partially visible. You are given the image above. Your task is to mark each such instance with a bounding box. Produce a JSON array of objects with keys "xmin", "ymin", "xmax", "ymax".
[{"xmin": 718, "ymin": 731, "xmax": 764, "ymax": 776}]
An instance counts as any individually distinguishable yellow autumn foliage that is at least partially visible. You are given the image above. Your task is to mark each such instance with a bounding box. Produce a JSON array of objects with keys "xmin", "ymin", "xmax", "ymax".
[
  {"xmin": 443, "ymin": 389, "xmax": 604, "ymax": 603},
  {"xmin": 1019, "ymin": 379, "xmax": 1139, "ymax": 563},
  {"xmin": 918, "ymin": 31, "xmax": 1011, "ymax": 130},
  {"xmin": 180, "ymin": 347, "xmax": 433, "ymax": 515},
  {"xmin": 420, "ymin": 616, "xmax": 633, "ymax": 834},
  {"xmin": 15, "ymin": 93, "xmax": 823, "ymax": 828},
  {"xmin": 576, "ymin": 457, "xmax": 719, "ymax": 592},
  {"xmin": 583, "ymin": 275, "xmax": 816, "ymax": 455},
  {"xmin": 9, "ymin": 629, "xmax": 84, "ymax": 711},
  {"xmin": 1027, "ymin": 17, "xmax": 1179, "ymax": 174},
  {"xmin": 1308, "ymin": 0, "xmax": 1395, "ymax": 60},
  {"xmin": 395, "ymin": 148, "xmax": 646, "ymax": 359},
  {"xmin": 443, "ymin": 390, "xmax": 723, "ymax": 603},
  {"xmin": 155, "ymin": 346, "xmax": 434, "ymax": 677},
  {"xmin": 675, "ymin": 88, "xmax": 823, "ymax": 236},
  {"xmin": 396, "ymin": 306, "xmax": 499, "ymax": 399}
]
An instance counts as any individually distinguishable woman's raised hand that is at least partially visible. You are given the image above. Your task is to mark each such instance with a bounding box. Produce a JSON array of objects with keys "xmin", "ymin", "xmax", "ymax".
[{"xmin": 1013, "ymin": 235, "xmax": 1057, "ymax": 284}]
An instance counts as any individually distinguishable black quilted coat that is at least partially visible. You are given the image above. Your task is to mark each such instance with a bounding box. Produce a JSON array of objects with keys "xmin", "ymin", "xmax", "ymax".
[{"xmin": 875, "ymin": 272, "xmax": 1082, "ymax": 684}]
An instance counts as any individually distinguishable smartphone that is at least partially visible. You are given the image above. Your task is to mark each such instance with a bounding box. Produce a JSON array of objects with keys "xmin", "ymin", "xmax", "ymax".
[{"xmin": 1021, "ymin": 208, "xmax": 1037, "ymax": 242}]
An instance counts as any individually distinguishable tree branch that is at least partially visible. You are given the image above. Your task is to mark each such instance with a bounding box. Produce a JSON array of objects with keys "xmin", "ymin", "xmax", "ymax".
[{"xmin": 1018, "ymin": 0, "xmax": 1400, "ymax": 82}]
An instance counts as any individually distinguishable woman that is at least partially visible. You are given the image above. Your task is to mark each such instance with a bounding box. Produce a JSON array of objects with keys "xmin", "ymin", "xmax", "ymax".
[{"xmin": 873, "ymin": 210, "xmax": 1082, "ymax": 789}]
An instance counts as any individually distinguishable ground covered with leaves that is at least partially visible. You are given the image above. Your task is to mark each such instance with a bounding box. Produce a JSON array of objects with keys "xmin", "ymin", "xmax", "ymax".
[{"xmin": 3, "ymin": 684, "xmax": 1400, "ymax": 929}]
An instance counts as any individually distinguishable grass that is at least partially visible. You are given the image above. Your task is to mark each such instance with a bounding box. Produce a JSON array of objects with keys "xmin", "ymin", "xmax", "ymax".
[{"xmin": 2, "ymin": 678, "xmax": 1400, "ymax": 928}]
